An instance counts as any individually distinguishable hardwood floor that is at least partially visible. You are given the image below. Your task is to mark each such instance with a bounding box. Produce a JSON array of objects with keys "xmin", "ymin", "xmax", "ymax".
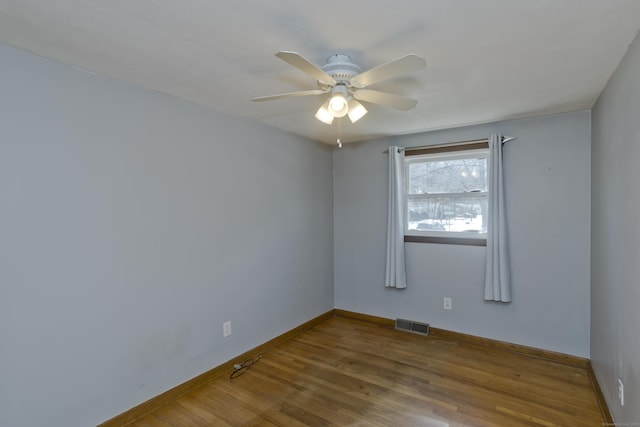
[{"xmin": 126, "ymin": 316, "xmax": 604, "ymax": 426}]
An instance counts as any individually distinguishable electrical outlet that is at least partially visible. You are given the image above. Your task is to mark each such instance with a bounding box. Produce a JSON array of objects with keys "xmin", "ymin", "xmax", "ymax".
[
  {"xmin": 618, "ymin": 379, "xmax": 624, "ymax": 406},
  {"xmin": 443, "ymin": 297, "xmax": 452, "ymax": 310},
  {"xmin": 223, "ymin": 321, "xmax": 232, "ymax": 338}
]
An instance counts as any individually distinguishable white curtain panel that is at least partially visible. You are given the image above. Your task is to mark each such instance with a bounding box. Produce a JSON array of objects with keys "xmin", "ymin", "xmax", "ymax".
[
  {"xmin": 385, "ymin": 146, "xmax": 407, "ymax": 289},
  {"xmin": 484, "ymin": 134, "xmax": 511, "ymax": 302}
]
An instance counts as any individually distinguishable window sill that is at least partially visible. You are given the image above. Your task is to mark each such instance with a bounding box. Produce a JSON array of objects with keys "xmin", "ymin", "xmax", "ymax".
[{"xmin": 404, "ymin": 235, "xmax": 487, "ymax": 246}]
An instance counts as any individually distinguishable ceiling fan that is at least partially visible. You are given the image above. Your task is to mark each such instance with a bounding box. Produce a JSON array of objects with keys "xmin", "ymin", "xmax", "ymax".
[{"xmin": 252, "ymin": 51, "xmax": 426, "ymax": 125}]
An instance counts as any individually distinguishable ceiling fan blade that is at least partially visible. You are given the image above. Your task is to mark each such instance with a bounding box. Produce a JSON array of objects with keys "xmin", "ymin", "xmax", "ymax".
[
  {"xmin": 275, "ymin": 51, "xmax": 336, "ymax": 85},
  {"xmin": 352, "ymin": 89, "xmax": 418, "ymax": 111},
  {"xmin": 350, "ymin": 54, "xmax": 426, "ymax": 87},
  {"xmin": 252, "ymin": 88, "xmax": 329, "ymax": 102}
]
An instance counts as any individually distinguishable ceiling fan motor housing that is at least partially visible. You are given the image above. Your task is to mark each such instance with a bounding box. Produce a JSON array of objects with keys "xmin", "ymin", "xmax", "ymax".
[{"xmin": 321, "ymin": 54, "xmax": 361, "ymax": 82}]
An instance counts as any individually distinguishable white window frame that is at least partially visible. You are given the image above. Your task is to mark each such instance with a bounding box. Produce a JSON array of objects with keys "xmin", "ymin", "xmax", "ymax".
[{"xmin": 404, "ymin": 148, "xmax": 489, "ymax": 242}]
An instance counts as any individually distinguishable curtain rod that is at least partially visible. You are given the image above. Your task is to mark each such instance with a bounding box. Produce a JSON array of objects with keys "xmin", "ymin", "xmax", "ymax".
[{"xmin": 383, "ymin": 136, "xmax": 515, "ymax": 153}]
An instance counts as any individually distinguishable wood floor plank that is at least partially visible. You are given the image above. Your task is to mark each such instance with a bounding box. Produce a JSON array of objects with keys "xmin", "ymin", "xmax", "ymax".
[{"xmin": 125, "ymin": 316, "xmax": 605, "ymax": 426}]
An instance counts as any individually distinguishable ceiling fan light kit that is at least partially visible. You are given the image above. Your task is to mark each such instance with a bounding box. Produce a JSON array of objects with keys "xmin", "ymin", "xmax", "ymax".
[
  {"xmin": 347, "ymin": 98, "xmax": 367, "ymax": 123},
  {"xmin": 315, "ymin": 99, "xmax": 334, "ymax": 124},
  {"xmin": 316, "ymin": 87, "xmax": 367, "ymax": 124},
  {"xmin": 253, "ymin": 51, "xmax": 426, "ymax": 128},
  {"xmin": 328, "ymin": 85, "xmax": 349, "ymax": 117}
]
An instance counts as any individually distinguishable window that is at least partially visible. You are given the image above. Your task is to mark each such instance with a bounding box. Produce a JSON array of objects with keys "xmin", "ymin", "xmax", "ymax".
[{"xmin": 405, "ymin": 147, "xmax": 488, "ymax": 244}]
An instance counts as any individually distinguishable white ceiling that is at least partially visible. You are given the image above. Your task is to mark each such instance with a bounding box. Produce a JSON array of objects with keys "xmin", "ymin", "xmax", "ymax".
[{"xmin": 1, "ymin": 1, "xmax": 639, "ymax": 145}]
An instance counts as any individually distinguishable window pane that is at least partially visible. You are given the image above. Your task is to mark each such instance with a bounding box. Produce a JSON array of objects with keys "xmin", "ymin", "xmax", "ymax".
[
  {"xmin": 407, "ymin": 197, "xmax": 487, "ymax": 233},
  {"xmin": 408, "ymin": 158, "xmax": 487, "ymax": 194}
]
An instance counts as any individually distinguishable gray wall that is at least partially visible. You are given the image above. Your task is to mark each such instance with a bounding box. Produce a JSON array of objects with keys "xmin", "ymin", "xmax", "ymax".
[
  {"xmin": 334, "ymin": 111, "xmax": 591, "ymax": 357},
  {"xmin": 0, "ymin": 44, "xmax": 334, "ymax": 427},
  {"xmin": 591, "ymin": 31, "xmax": 640, "ymax": 423}
]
